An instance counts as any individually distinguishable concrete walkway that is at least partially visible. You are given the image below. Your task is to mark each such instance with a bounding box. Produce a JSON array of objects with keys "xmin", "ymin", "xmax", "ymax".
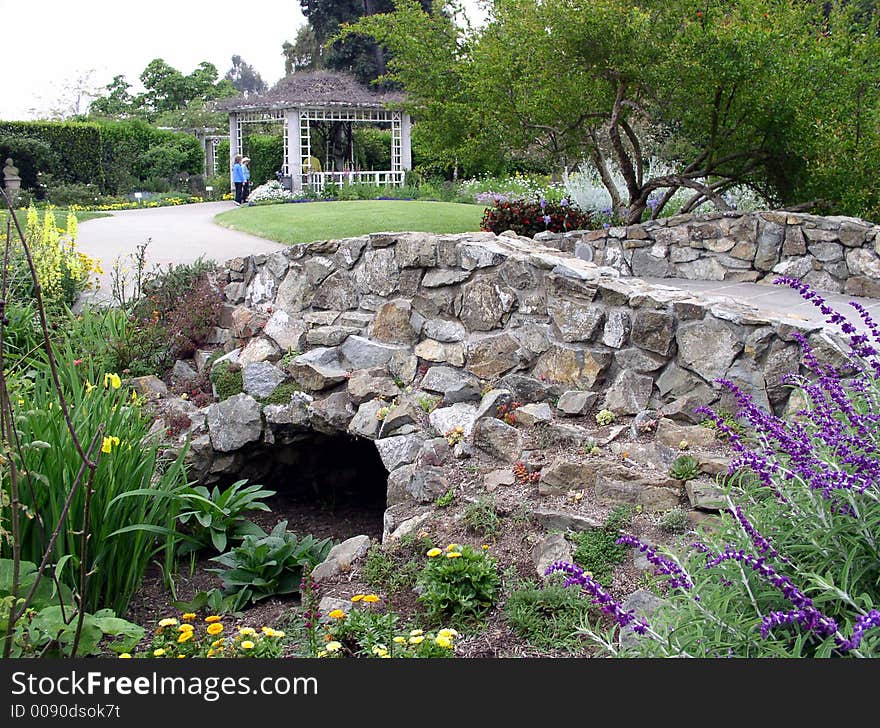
[{"xmin": 77, "ymin": 201, "xmax": 284, "ymax": 300}]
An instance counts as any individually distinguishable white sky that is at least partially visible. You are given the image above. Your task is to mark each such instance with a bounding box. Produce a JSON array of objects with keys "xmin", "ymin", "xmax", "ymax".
[
  {"xmin": 0, "ymin": 0, "xmax": 490, "ymax": 121},
  {"xmin": 0, "ymin": 0, "xmax": 306, "ymax": 120}
]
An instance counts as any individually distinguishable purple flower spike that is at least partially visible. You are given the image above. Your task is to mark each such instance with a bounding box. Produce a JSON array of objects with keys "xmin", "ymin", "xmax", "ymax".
[
  {"xmin": 837, "ymin": 610, "xmax": 880, "ymax": 652},
  {"xmin": 761, "ymin": 608, "xmax": 838, "ymax": 640},
  {"xmin": 616, "ymin": 535, "xmax": 693, "ymax": 590},
  {"xmin": 545, "ymin": 561, "xmax": 649, "ymax": 634}
]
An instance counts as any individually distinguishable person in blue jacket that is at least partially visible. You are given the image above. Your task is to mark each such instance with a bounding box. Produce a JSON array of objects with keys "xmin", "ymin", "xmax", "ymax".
[
  {"xmin": 232, "ymin": 154, "xmax": 245, "ymax": 204},
  {"xmin": 242, "ymin": 156, "xmax": 251, "ymax": 202}
]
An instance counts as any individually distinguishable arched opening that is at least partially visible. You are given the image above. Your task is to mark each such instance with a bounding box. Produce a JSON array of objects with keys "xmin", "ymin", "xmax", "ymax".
[{"xmin": 220, "ymin": 433, "xmax": 388, "ymax": 541}]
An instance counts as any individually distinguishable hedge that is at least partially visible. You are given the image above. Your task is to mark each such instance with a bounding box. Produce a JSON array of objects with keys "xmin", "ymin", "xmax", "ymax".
[
  {"xmin": 244, "ymin": 134, "xmax": 283, "ymax": 186},
  {"xmin": 0, "ymin": 119, "xmax": 203, "ymax": 194},
  {"xmin": 0, "ymin": 121, "xmax": 105, "ymax": 187}
]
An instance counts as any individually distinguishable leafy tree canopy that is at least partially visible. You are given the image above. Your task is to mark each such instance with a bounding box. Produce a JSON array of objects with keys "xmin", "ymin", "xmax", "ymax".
[
  {"xmin": 345, "ymin": 0, "xmax": 880, "ymax": 220},
  {"xmin": 224, "ymin": 54, "xmax": 268, "ymax": 95}
]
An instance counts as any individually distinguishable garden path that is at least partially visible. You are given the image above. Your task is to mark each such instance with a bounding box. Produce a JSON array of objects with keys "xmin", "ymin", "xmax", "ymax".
[{"xmin": 76, "ymin": 201, "xmax": 284, "ymax": 301}]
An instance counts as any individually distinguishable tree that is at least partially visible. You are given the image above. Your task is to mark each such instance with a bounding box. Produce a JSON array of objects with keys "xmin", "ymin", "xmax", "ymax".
[
  {"xmin": 347, "ymin": 0, "xmax": 880, "ymax": 221},
  {"xmin": 89, "ymin": 75, "xmax": 136, "ymax": 118},
  {"xmin": 30, "ymin": 69, "xmax": 102, "ymax": 120},
  {"xmin": 294, "ymin": 0, "xmax": 434, "ymax": 85},
  {"xmin": 283, "ymin": 24, "xmax": 325, "ymax": 74},
  {"xmin": 224, "ymin": 55, "xmax": 268, "ymax": 95}
]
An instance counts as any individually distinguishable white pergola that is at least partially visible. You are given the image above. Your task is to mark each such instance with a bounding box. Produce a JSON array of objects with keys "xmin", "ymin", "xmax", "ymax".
[{"xmin": 223, "ymin": 72, "xmax": 412, "ymax": 194}]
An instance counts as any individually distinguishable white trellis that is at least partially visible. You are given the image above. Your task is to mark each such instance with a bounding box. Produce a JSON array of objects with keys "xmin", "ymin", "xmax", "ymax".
[{"xmin": 228, "ymin": 100, "xmax": 411, "ymax": 194}]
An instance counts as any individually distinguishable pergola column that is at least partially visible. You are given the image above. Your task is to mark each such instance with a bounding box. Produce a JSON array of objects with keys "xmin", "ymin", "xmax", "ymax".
[
  {"xmin": 401, "ymin": 113, "xmax": 412, "ymax": 172},
  {"xmin": 228, "ymin": 113, "xmax": 239, "ymax": 191},
  {"xmin": 286, "ymin": 109, "xmax": 303, "ymax": 193}
]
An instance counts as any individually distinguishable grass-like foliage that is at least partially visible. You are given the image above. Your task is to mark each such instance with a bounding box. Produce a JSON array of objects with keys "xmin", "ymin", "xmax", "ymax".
[
  {"xmin": 549, "ymin": 279, "xmax": 880, "ymax": 657},
  {"xmin": 570, "ymin": 506, "xmax": 632, "ymax": 587},
  {"xmin": 505, "ymin": 576, "xmax": 595, "ymax": 652}
]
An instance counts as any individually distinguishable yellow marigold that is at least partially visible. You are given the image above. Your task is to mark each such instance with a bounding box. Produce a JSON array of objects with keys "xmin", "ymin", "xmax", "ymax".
[
  {"xmin": 372, "ymin": 646, "xmax": 389, "ymax": 657},
  {"xmin": 153, "ymin": 648, "xmax": 166, "ymax": 657},
  {"xmin": 158, "ymin": 618, "xmax": 178, "ymax": 627},
  {"xmin": 205, "ymin": 615, "xmax": 222, "ymax": 623},
  {"xmin": 482, "ymin": 545, "xmax": 489, "ymax": 550},
  {"xmin": 435, "ymin": 635, "xmax": 453, "ymax": 648},
  {"xmin": 211, "ymin": 639, "xmax": 224, "ymax": 648},
  {"xmin": 241, "ymin": 641, "xmax": 255, "ymax": 650},
  {"xmin": 446, "ymin": 552, "xmax": 462, "ymax": 559},
  {"xmin": 119, "ymin": 653, "xmax": 132, "ymax": 658},
  {"xmin": 261, "ymin": 626, "xmax": 274, "ymax": 634},
  {"xmin": 177, "ymin": 655, "xmax": 186, "ymax": 658},
  {"xmin": 409, "ymin": 629, "xmax": 424, "ymax": 637},
  {"xmin": 274, "ymin": 630, "xmax": 285, "ymax": 638},
  {"xmin": 326, "ymin": 641, "xmax": 342, "ymax": 653},
  {"xmin": 437, "ymin": 628, "xmax": 459, "ymax": 638},
  {"xmin": 207, "ymin": 649, "xmax": 215, "ymax": 657},
  {"xmin": 351, "ymin": 594, "xmax": 365, "ymax": 602},
  {"xmin": 317, "ymin": 650, "xmax": 328, "ymax": 658},
  {"xmin": 393, "ymin": 636, "xmax": 407, "ymax": 644},
  {"xmin": 329, "ymin": 609, "xmax": 346, "ymax": 619},
  {"xmin": 362, "ymin": 594, "xmax": 379, "ymax": 603},
  {"xmin": 239, "ymin": 627, "xmax": 256, "ymax": 636},
  {"xmin": 178, "ymin": 624, "xmax": 194, "ymax": 632},
  {"xmin": 177, "ymin": 631, "xmax": 193, "ymax": 644},
  {"xmin": 181, "ymin": 612, "xmax": 196, "ymax": 621},
  {"xmin": 409, "ymin": 635, "xmax": 425, "ymax": 645},
  {"xmin": 206, "ymin": 623, "xmax": 224, "ymax": 635},
  {"xmin": 426, "ymin": 548, "xmax": 442, "ymax": 558},
  {"xmin": 446, "ymin": 543, "xmax": 459, "ymax": 552}
]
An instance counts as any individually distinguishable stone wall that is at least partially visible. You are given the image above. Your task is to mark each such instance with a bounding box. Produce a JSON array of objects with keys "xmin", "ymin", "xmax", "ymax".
[
  {"xmin": 180, "ymin": 230, "xmax": 855, "ymax": 498},
  {"xmin": 533, "ymin": 211, "xmax": 880, "ymax": 297}
]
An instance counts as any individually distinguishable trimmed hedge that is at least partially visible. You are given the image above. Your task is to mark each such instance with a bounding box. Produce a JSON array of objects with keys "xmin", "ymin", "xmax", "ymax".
[
  {"xmin": 0, "ymin": 119, "xmax": 203, "ymax": 194},
  {"xmin": 244, "ymin": 134, "xmax": 283, "ymax": 186},
  {"xmin": 0, "ymin": 121, "xmax": 104, "ymax": 187}
]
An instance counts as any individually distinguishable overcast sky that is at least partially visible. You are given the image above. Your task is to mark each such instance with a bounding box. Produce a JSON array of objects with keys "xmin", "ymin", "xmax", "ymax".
[
  {"xmin": 0, "ymin": 0, "xmax": 306, "ymax": 120},
  {"xmin": 0, "ymin": 1, "xmax": 490, "ymax": 121}
]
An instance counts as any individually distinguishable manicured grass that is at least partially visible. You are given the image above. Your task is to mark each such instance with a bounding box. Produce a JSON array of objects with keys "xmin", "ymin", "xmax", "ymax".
[{"xmin": 213, "ymin": 199, "xmax": 486, "ymax": 244}]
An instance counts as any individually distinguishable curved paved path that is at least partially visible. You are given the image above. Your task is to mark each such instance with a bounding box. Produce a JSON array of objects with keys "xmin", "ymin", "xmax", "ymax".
[
  {"xmin": 77, "ymin": 201, "xmax": 284, "ymax": 301},
  {"xmin": 76, "ymin": 203, "xmax": 880, "ymax": 332}
]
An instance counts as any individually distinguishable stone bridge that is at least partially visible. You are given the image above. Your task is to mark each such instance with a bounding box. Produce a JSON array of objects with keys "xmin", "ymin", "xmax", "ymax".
[{"xmin": 177, "ymin": 221, "xmax": 863, "ymax": 529}]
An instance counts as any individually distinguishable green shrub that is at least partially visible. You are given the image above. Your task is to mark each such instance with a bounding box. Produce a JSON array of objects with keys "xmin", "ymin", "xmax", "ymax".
[
  {"xmin": 258, "ymin": 381, "xmax": 300, "ymax": 405},
  {"xmin": 659, "ymin": 507, "xmax": 691, "ymax": 535},
  {"xmin": 323, "ymin": 606, "xmax": 459, "ymax": 658},
  {"xmin": 362, "ymin": 539, "xmax": 425, "ymax": 595},
  {"xmin": 210, "ymin": 360, "xmax": 244, "ymax": 400},
  {"xmin": 0, "ymin": 120, "xmax": 105, "ymax": 187},
  {"xmin": 480, "ymin": 198, "xmax": 593, "ymax": 237},
  {"xmin": 244, "ymin": 134, "xmax": 284, "ymax": 186},
  {"xmin": 417, "ymin": 543, "xmax": 500, "ymax": 624},
  {"xmin": 208, "ymin": 522, "xmax": 334, "ymax": 606},
  {"xmin": 44, "ymin": 181, "xmax": 102, "ymax": 207},
  {"xmin": 353, "ymin": 127, "xmax": 392, "ymax": 170},
  {"xmin": 435, "ymin": 487, "xmax": 455, "ymax": 508},
  {"xmin": 505, "ymin": 576, "xmax": 596, "ymax": 651},
  {"xmin": 570, "ymin": 506, "xmax": 632, "ymax": 587},
  {"xmin": 177, "ymin": 479, "xmax": 276, "ymax": 553},
  {"xmin": 0, "ymin": 133, "xmax": 59, "ymax": 192}
]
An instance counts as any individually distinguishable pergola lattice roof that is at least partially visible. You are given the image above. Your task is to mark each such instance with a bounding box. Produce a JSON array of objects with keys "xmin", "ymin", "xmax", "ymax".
[{"xmin": 220, "ymin": 71, "xmax": 405, "ymax": 112}]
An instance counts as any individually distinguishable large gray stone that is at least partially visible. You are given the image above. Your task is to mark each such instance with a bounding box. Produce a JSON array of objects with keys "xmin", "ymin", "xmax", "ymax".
[
  {"xmin": 424, "ymin": 318, "xmax": 466, "ymax": 343},
  {"xmin": 420, "ymin": 366, "xmax": 481, "ymax": 404},
  {"xmin": 655, "ymin": 418, "xmax": 717, "ymax": 449},
  {"xmin": 413, "ymin": 339, "xmax": 466, "ymax": 367},
  {"xmin": 603, "ymin": 370, "xmax": 653, "ymax": 416},
  {"xmin": 459, "ymin": 277, "xmax": 517, "ymax": 331},
  {"xmin": 846, "ymin": 248, "xmax": 880, "ymax": 279},
  {"xmin": 540, "ymin": 458, "xmax": 597, "ymax": 492},
  {"xmin": 289, "ymin": 348, "xmax": 348, "ymax": 391},
  {"xmin": 474, "ymin": 388, "xmax": 513, "ymax": 420},
  {"xmin": 533, "ymin": 533, "xmax": 573, "ymax": 578},
  {"xmin": 458, "ymin": 241, "xmax": 506, "ymax": 270},
  {"xmin": 395, "ymin": 233, "xmax": 438, "ymax": 268},
  {"xmin": 311, "ymin": 270, "xmax": 359, "ymax": 310},
  {"xmin": 548, "ymin": 297, "xmax": 605, "ymax": 342},
  {"xmin": 421, "ymin": 268, "xmax": 471, "ymax": 287},
  {"xmin": 676, "ymin": 319, "xmax": 742, "ymax": 382},
  {"xmin": 497, "ymin": 374, "xmax": 556, "ymax": 403},
  {"xmin": 631, "ymin": 310, "xmax": 676, "ymax": 356},
  {"xmin": 306, "ymin": 325, "xmax": 359, "ymax": 347},
  {"xmin": 374, "ymin": 434, "xmax": 424, "ymax": 471},
  {"xmin": 685, "ymin": 480, "xmax": 727, "ymax": 511},
  {"xmin": 755, "ymin": 221, "xmax": 784, "ymax": 270},
  {"xmin": 346, "ymin": 369, "xmax": 400, "ymax": 405},
  {"xmin": 238, "ymin": 337, "xmax": 279, "ymax": 366},
  {"xmin": 466, "ymin": 333, "xmax": 522, "ymax": 379},
  {"xmin": 339, "ymin": 336, "xmax": 408, "ymax": 369},
  {"xmin": 370, "ymin": 299, "xmax": 420, "ymax": 344},
  {"xmin": 354, "ymin": 248, "xmax": 400, "ymax": 297},
  {"xmin": 207, "ymin": 393, "xmax": 263, "ymax": 452},
  {"xmin": 531, "ymin": 508, "xmax": 602, "ymax": 532},
  {"xmin": 595, "ymin": 477, "xmax": 681, "ymax": 512},
  {"xmin": 473, "ymin": 417, "xmax": 522, "ymax": 462},
  {"xmin": 532, "ymin": 344, "xmax": 611, "ymax": 389},
  {"xmin": 620, "ymin": 590, "xmax": 667, "ymax": 649},
  {"xmin": 602, "ymin": 310, "xmax": 630, "ymax": 348},
  {"xmin": 242, "ymin": 361, "xmax": 287, "ymax": 399},
  {"xmin": 614, "ymin": 348, "xmax": 666, "ymax": 373},
  {"xmin": 515, "ymin": 402, "xmax": 554, "ymax": 426},
  {"xmin": 556, "ymin": 390, "xmax": 598, "ymax": 416},
  {"xmin": 311, "ymin": 535, "xmax": 371, "ymax": 582},
  {"xmin": 348, "ymin": 398, "xmax": 386, "ymax": 439},
  {"xmin": 263, "ymin": 310, "xmax": 307, "ymax": 351},
  {"xmin": 406, "ymin": 467, "xmax": 449, "ymax": 503},
  {"xmin": 309, "ymin": 391, "xmax": 356, "ymax": 434}
]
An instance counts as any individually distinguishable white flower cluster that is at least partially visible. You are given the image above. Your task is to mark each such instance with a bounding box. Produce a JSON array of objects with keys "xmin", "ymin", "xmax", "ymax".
[{"xmin": 246, "ymin": 180, "xmax": 303, "ymax": 203}]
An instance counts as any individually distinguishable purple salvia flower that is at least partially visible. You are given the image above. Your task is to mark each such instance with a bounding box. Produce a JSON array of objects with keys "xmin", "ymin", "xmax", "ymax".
[
  {"xmin": 545, "ymin": 561, "xmax": 649, "ymax": 634},
  {"xmin": 837, "ymin": 610, "xmax": 880, "ymax": 652},
  {"xmin": 617, "ymin": 535, "xmax": 693, "ymax": 590},
  {"xmin": 761, "ymin": 608, "xmax": 838, "ymax": 640},
  {"xmin": 543, "ymin": 214, "xmax": 552, "ymax": 226},
  {"xmin": 729, "ymin": 506, "xmax": 779, "ymax": 559}
]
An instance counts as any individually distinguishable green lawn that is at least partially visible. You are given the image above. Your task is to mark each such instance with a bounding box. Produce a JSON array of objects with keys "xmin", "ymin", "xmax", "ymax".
[{"xmin": 213, "ymin": 200, "xmax": 486, "ymax": 245}]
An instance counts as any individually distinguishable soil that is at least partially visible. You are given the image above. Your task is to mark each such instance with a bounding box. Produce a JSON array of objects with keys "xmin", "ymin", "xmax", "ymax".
[{"xmin": 125, "ymin": 404, "xmax": 732, "ymax": 659}]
